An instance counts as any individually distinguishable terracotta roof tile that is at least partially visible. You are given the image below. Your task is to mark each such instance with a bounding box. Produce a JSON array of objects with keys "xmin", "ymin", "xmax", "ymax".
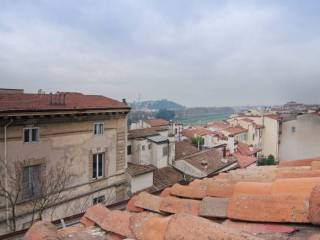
[
  {"xmin": 225, "ymin": 126, "xmax": 248, "ymax": 136},
  {"xmin": 134, "ymin": 192, "xmax": 162, "ymax": 213},
  {"xmin": 236, "ymin": 142, "xmax": 261, "ymax": 156},
  {"xmin": 24, "ymin": 163, "xmax": 320, "ymax": 240},
  {"xmin": 234, "ymin": 153, "xmax": 258, "ymax": 168},
  {"xmin": 182, "ymin": 128, "xmax": 214, "ymax": 138},
  {"xmin": 144, "ymin": 118, "xmax": 170, "ymax": 127},
  {"xmin": 207, "ymin": 121, "xmax": 230, "ymax": 130},
  {"xmin": 127, "ymin": 163, "xmax": 155, "ymax": 177},
  {"xmin": 164, "ymin": 213, "xmax": 263, "ymax": 240},
  {"xmin": 170, "ymin": 183, "xmax": 207, "ymax": 199},
  {"xmin": 206, "ymin": 179, "xmax": 235, "ymax": 198},
  {"xmin": 312, "ymin": 160, "xmax": 320, "ymax": 170},
  {"xmin": 233, "ymin": 182, "xmax": 272, "ymax": 196},
  {"xmin": 279, "ymin": 157, "xmax": 320, "ymax": 167},
  {"xmin": 24, "ymin": 221, "xmax": 58, "ymax": 240},
  {"xmin": 83, "ymin": 204, "xmax": 111, "ymax": 227},
  {"xmin": 199, "ymin": 197, "xmax": 229, "ymax": 218},
  {"xmin": 159, "ymin": 187, "xmax": 172, "ymax": 198},
  {"xmin": 152, "ymin": 167, "xmax": 184, "ymax": 191},
  {"xmin": 159, "ymin": 196, "xmax": 200, "ymax": 215},
  {"xmin": 182, "ymin": 148, "xmax": 237, "ymax": 175},
  {"xmin": 222, "ymin": 220, "xmax": 297, "ymax": 234},
  {"xmin": 126, "ymin": 195, "xmax": 144, "ymax": 213},
  {"xmin": 175, "ymin": 140, "xmax": 200, "ymax": 160},
  {"xmin": 128, "ymin": 127, "xmax": 163, "ymax": 139},
  {"xmin": 309, "ymin": 185, "xmax": 320, "ymax": 225},
  {"xmin": 0, "ymin": 92, "xmax": 128, "ymax": 114},
  {"xmin": 228, "ymin": 194, "xmax": 310, "ymax": 223},
  {"xmin": 100, "ymin": 210, "xmax": 134, "ymax": 238},
  {"xmin": 79, "ymin": 217, "xmax": 95, "ymax": 228},
  {"xmin": 130, "ymin": 212, "xmax": 169, "ymax": 240},
  {"xmin": 276, "ymin": 170, "xmax": 320, "ymax": 179}
]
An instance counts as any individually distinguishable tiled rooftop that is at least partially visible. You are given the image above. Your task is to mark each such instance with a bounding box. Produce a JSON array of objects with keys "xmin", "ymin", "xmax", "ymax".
[
  {"xmin": 207, "ymin": 120, "xmax": 230, "ymax": 130},
  {"xmin": 127, "ymin": 163, "xmax": 156, "ymax": 177},
  {"xmin": 181, "ymin": 127, "xmax": 215, "ymax": 138},
  {"xmin": 224, "ymin": 126, "xmax": 248, "ymax": 136},
  {"xmin": 175, "ymin": 140, "xmax": 200, "ymax": 160},
  {"xmin": 128, "ymin": 126, "xmax": 169, "ymax": 139},
  {"xmin": 0, "ymin": 92, "xmax": 128, "ymax": 113},
  {"xmin": 24, "ymin": 157, "xmax": 320, "ymax": 240},
  {"xmin": 144, "ymin": 119, "xmax": 170, "ymax": 127},
  {"xmin": 182, "ymin": 148, "xmax": 237, "ymax": 176}
]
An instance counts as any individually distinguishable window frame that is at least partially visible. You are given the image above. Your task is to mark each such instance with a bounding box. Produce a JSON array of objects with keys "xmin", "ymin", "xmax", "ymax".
[
  {"xmin": 22, "ymin": 164, "xmax": 42, "ymax": 200},
  {"xmin": 92, "ymin": 152, "xmax": 105, "ymax": 179},
  {"xmin": 127, "ymin": 145, "xmax": 132, "ymax": 155},
  {"xmin": 93, "ymin": 122, "xmax": 104, "ymax": 136},
  {"xmin": 23, "ymin": 127, "xmax": 40, "ymax": 143},
  {"xmin": 162, "ymin": 145, "xmax": 168, "ymax": 157},
  {"xmin": 93, "ymin": 195, "xmax": 105, "ymax": 205}
]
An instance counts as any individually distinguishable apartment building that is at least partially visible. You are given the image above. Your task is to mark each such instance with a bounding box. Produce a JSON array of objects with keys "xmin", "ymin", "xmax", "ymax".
[
  {"xmin": 0, "ymin": 90, "xmax": 130, "ymax": 234},
  {"xmin": 262, "ymin": 113, "xmax": 320, "ymax": 161}
]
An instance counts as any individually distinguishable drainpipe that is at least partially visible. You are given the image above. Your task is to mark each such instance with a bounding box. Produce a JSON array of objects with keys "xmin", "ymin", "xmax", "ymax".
[{"xmin": 4, "ymin": 119, "xmax": 13, "ymax": 231}]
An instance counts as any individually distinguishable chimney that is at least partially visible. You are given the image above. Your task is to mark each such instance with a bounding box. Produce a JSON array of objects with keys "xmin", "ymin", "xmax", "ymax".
[
  {"xmin": 223, "ymin": 146, "xmax": 227, "ymax": 158},
  {"xmin": 122, "ymin": 98, "xmax": 127, "ymax": 105},
  {"xmin": 49, "ymin": 92, "xmax": 66, "ymax": 105}
]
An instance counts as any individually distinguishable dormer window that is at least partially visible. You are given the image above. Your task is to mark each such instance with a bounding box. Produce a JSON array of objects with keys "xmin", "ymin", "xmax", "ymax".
[{"xmin": 94, "ymin": 123, "xmax": 104, "ymax": 135}]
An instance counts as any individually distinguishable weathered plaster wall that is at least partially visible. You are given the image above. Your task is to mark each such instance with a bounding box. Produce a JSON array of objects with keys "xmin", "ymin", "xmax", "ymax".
[
  {"xmin": 279, "ymin": 114, "xmax": 320, "ymax": 161},
  {"xmin": 0, "ymin": 114, "xmax": 128, "ymax": 234}
]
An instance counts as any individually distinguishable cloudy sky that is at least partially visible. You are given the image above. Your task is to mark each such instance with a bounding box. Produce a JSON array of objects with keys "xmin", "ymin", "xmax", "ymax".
[{"xmin": 0, "ymin": 0, "xmax": 319, "ymax": 106}]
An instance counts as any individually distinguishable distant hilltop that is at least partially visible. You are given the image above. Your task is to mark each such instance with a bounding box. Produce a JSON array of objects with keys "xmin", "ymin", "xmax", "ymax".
[{"xmin": 129, "ymin": 99, "xmax": 185, "ymax": 111}]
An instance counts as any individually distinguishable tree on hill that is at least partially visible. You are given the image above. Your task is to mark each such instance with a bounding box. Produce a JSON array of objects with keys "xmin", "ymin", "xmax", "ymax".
[{"xmin": 156, "ymin": 109, "xmax": 175, "ymax": 121}]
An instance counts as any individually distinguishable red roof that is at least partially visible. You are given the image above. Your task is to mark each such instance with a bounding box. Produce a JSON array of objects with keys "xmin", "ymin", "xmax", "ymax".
[
  {"xmin": 0, "ymin": 92, "xmax": 128, "ymax": 113},
  {"xmin": 24, "ymin": 162, "xmax": 320, "ymax": 240},
  {"xmin": 182, "ymin": 128, "xmax": 215, "ymax": 138},
  {"xmin": 225, "ymin": 126, "xmax": 247, "ymax": 136},
  {"xmin": 207, "ymin": 121, "xmax": 230, "ymax": 130},
  {"xmin": 265, "ymin": 114, "xmax": 282, "ymax": 121},
  {"xmin": 234, "ymin": 153, "xmax": 257, "ymax": 168},
  {"xmin": 237, "ymin": 142, "xmax": 261, "ymax": 156},
  {"xmin": 144, "ymin": 118, "xmax": 170, "ymax": 127}
]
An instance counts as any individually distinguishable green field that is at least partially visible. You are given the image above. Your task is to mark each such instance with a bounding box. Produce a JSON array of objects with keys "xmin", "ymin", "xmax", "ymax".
[{"xmin": 176, "ymin": 113, "xmax": 231, "ymax": 126}]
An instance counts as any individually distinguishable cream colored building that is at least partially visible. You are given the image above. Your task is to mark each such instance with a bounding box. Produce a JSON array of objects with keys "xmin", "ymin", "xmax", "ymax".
[
  {"xmin": 260, "ymin": 113, "xmax": 320, "ymax": 161},
  {"xmin": 278, "ymin": 113, "xmax": 320, "ymax": 161},
  {"xmin": 0, "ymin": 91, "xmax": 130, "ymax": 234},
  {"xmin": 127, "ymin": 127, "xmax": 175, "ymax": 169}
]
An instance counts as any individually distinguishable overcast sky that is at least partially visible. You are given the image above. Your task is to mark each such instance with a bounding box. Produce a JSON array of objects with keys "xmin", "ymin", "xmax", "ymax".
[{"xmin": 0, "ymin": 0, "xmax": 319, "ymax": 107}]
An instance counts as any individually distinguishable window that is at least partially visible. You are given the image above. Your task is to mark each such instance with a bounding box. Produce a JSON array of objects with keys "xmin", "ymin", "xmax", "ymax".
[
  {"xmin": 22, "ymin": 165, "xmax": 41, "ymax": 200},
  {"xmin": 94, "ymin": 123, "xmax": 104, "ymax": 135},
  {"xmin": 292, "ymin": 126, "xmax": 296, "ymax": 133},
  {"xmin": 23, "ymin": 128, "xmax": 39, "ymax": 143},
  {"xmin": 92, "ymin": 153, "xmax": 104, "ymax": 179},
  {"xmin": 162, "ymin": 146, "xmax": 168, "ymax": 156},
  {"xmin": 148, "ymin": 144, "xmax": 152, "ymax": 150},
  {"xmin": 142, "ymin": 145, "xmax": 145, "ymax": 151},
  {"xmin": 127, "ymin": 145, "xmax": 132, "ymax": 155},
  {"xmin": 93, "ymin": 195, "xmax": 105, "ymax": 205}
]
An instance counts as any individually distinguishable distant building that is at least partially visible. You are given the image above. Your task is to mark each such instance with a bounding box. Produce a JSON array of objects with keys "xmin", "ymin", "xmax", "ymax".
[
  {"xmin": 127, "ymin": 127, "xmax": 175, "ymax": 169},
  {"xmin": 262, "ymin": 113, "xmax": 320, "ymax": 161},
  {"xmin": 0, "ymin": 90, "xmax": 130, "ymax": 234}
]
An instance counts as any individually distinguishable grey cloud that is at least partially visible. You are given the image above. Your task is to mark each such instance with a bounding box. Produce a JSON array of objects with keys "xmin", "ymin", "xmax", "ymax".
[{"xmin": 0, "ymin": 0, "xmax": 319, "ymax": 106}]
